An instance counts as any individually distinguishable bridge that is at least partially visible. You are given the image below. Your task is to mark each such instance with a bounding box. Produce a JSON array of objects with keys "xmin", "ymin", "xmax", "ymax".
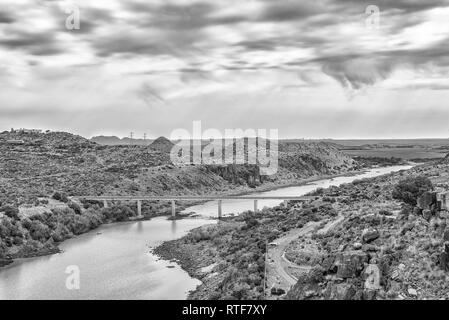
[{"xmin": 76, "ymin": 195, "xmax": 316, "ymax": 219}]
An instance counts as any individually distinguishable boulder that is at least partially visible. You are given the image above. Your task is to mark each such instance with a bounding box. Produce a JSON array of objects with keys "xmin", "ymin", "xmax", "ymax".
[
  {"xmin": 362, "ymin": 228, "xmax": 379, "ymax": 243},
  {"xmin": 334, "ymin": 251, "xmax": 368, "ymax": 278},
  {"xmin": 353, "ymin": 242, "xmax": 363, "ymax": 250},
  {"xmin": 413, "ymin": 207, "xmax": 422, "ymax": 216},
  {"xmin": 407, "ymin": 288, "xmax": 418, "ymax": 297},
  {"xmin": 444, "ymin": 229, "xmax": 449, "ymax": 242},
  {"xmin": 325, "ymin": 283, "xmax": 356, "ymax": 300},
  {"xmin": 422, "ymin": 209, "xmax": 432, "ymax": 221},
  {"xmin": 437, "ymin": 192, "xmax": 449, "ymax": 211},
  {"xmin": 364, "ymin": 264, "xmax": 382, "ymax": 291},
  {"xmin": 400, "ymin": 222, "xmax": 414, "ymax": 235},
  {"xmin": 439, "ymin": 252, "xmax": 448, "ymax": 271}
]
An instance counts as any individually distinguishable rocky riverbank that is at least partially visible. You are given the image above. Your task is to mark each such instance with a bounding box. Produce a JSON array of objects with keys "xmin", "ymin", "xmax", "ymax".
[{"xmin": 154, "ymin": 161, "xmax": 449, "ymax": 300}]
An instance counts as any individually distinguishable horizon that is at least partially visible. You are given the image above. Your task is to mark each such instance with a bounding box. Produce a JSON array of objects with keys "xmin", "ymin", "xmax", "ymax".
[{"xmin": 4, "ymin": 126, "xmax": 449, "ymax": 141}]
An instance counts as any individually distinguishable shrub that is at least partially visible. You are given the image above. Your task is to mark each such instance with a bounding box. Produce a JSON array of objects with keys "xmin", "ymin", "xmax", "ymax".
[
  {"xmin": 0, "ymin": 205, "xmax": 19, "ymax": 220},
  {"xmin": 101, "ymin": 205, "xmax": 135, "ymax": 222},
  {"xmin": 28, "ymin": 220, "xmax": 51, "ymax": 242},
  {"xmin": 68, "ymin": 201, "xmax": 82, "ymax": 215},
  {"xmin": 392, "ymin": 176, "xmax": 433, "ymax": 205},
  {"xmin": 52, "ymin": 192, "xmax": 69, "ymax": 203}
]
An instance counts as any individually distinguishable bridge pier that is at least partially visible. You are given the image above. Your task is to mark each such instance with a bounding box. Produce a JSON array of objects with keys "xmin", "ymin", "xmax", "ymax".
[
  {"xmin": 137, "ymin": 200, "xmax": 142, "ymax": 218},
  {"xmin": 254, "ymin": 199, "xmax": 258, "ymax": 213},
  {"xmin": 218, "ymin": 200, "xmax": 222, "ymax": 219},
  {"xmin": 171, "ymin": 200, "xmax": 176, "ymax": 218},
  {"xmin": 103, "ymin": 200, "xmax": 108, "ymax": 208}
]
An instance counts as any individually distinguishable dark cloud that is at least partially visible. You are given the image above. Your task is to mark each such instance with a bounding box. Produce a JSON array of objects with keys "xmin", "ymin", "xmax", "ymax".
[
  {"xmin": 92, "ymin": 34, "xmax": 179, "ymax": 57},
  {"xmin": 335, "ymin": 0, "xmax": 449, "ymax": 14},
  {"xmin": 303, "ymin": 35, "xmax": 449, "ymax": 90},
  {"xmin": 0, "ymin": 30, "xmax": 63, "ymax": 56},
  {"xmin": 0, "ymin": 11, "xmax": 15, "ymax": 24},
  {"xmin": 320, "ymin": 56, "xmax": 395, "ymax": 89},
  {"xmin": 179, "ymin": 68, "xmax": 215, "ymax": 83},
  {"xmin": 256, "ymin": 1, "xmax": 325, "ymax": 22}
]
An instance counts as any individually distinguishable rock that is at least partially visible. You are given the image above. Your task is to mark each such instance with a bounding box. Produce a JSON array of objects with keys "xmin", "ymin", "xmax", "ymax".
[
  {"xmin": 304, "ymin": 290, "xmax": 315, "ymax": 298},
  {"xmin": 334, "ymin": 251, "xmax": 368, "ymax": 278},
  {"xmin": 387, "ymin": 281, "xmax": 401, "ymax": 298},
  {"xmin": 325, "ymin": 283, "xmax": 356, "ymax": 300},
  {"xmin": 353, "ymin": 242, "xmax": 363, "ymax": 250},
  {"xmin": 362, "ymin": 244, "xmax": 379, "ymax": 252},
  {"xmin": 400, "ymin": 222, "xmax": 414, "ymax": 235},
  {"xmin": 443, "ymin": 229, "xmax": 449, "ymax": 242},
  {"xmin": 408, "ymin": 288, "xmax": 418, "ymax": 296},
  {"xmin": 439, "ymin": 252, "xmax": 449, "ymax": 271},
  {"xmin": 362, "ymin": 228, "xmax": 379, "ymax": 243},
  {"xmin": 363, "ymin": 289, "xmax": 377, "ymax": 300},
  {"xmin": 422, "ymin": 209, "xmax": 432, "ymax": 221},
  {"xmin": 364, "ymin": 264, "xmax": 382, "ymax": 291}
]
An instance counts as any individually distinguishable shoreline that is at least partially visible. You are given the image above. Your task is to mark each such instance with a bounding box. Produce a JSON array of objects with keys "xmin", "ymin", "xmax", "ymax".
[
  {"xmin": 152, "ymin": 163, "xmax": 417, "ymax": 299},
  {"xmin": 0, "ymin": 163, "xmax": 413, "ymax": 270}
]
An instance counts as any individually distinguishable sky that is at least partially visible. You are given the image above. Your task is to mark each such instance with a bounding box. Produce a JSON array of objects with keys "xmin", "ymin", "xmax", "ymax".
[{"xmin": 1, "ymin": 0, "xmax": 449, "ymax": 139}]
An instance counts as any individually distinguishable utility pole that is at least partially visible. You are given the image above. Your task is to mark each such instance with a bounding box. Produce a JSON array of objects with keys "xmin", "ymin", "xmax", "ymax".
[
  {"xmin": 129, "ymin": 132, "xmax": 134, "ymax": 145},
  {"xmin": 264, "ymin": 240, "xmax": 268, "ymax": 299}
]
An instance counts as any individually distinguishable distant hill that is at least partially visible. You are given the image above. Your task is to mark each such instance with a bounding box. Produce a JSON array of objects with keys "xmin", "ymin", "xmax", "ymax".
[
  {"xmin": 91, "ymin": 135, "xmax": 153, "ymax": 146},
  {"xmin": 149, "ymin": 136, "xmax": 174, "ymax": 153}
]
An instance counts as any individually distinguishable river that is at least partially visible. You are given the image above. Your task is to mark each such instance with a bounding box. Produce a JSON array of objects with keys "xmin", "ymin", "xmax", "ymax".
[{"xmin": 0, "ymin": 164, "xmax": 412, "ymax": 300}]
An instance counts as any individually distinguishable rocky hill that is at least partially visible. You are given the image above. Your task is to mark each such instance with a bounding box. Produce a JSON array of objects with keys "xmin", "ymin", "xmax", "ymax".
[
  {"xmin": 0, "ymin": 130, "xmax": 359, "ymax": 206},
  {"xmin": 157, "ymin": 160, "xmax": 449, "ymax": 300}
]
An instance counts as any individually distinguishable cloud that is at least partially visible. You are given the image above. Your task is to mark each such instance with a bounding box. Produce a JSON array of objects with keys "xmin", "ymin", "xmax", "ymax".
[
  {"xmin": 0, "ymin": 11, "xmax": 15, "ymax": 24},
  {"xmin": 0, "ymin": 29, "xmax": 63, "ymax": 55},
  {"xmin": 319, "ymin": 55, "xmax": 395, "ymax": 90},
  {"xmin": 136, "ymin": 82, "xmax": 165, "ymax": 106}
]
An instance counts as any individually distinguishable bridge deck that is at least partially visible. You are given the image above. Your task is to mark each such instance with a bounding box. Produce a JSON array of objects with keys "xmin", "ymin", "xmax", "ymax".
[{"xmin": 77, "ymin": 196, "xmax": 316, "ymax": 201}]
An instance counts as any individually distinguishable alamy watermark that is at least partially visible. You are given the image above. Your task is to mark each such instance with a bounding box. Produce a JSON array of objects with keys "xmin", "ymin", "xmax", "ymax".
[
  {"xmin": 65, "ymin": 265, "xmax": 80, "ymax": 290},
  {"xmin": 170, "ymin": 121, "xmax": 279, "ymax": 175},
  {"xmin": 365, "ymin": 5, "xmax": 380, "ymax": 30},
  {"xmin": 65, "ymin": 3, "xmax": 80, "ymax": 30}
]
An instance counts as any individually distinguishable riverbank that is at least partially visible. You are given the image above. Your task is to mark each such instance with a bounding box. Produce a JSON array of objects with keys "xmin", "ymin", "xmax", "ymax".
[
  {"xmin": 153, "ymin": 164, "xmax": 418, "ymax": 299},
  {"xmin": 0, "ymin": 164, "xmax": 371, "ymax": 268}
]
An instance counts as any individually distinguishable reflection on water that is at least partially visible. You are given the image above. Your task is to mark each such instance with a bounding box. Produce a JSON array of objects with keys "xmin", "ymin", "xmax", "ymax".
[
  {"xmin": 0, "ymin": 164, "xmax": 412, "ymax": 300},
  {"xmin": 0, "ymin": 218, "xmax": 210, "ymax": 300}
]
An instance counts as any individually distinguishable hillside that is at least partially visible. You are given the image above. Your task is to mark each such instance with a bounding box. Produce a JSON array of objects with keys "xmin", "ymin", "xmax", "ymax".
[
  {"xmin": 0, "ymin": 131, "xmax": 359, "ymax": 207},
  {"xmin": 155, "ymin": 160, "xmax": 449, "ymax": 300}
]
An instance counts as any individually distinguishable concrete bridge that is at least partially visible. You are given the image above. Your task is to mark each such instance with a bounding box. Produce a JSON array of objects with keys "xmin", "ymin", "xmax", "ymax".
[{"xmin": 76, "ymin": 195, "xmax": 315, "ymax": 219}]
